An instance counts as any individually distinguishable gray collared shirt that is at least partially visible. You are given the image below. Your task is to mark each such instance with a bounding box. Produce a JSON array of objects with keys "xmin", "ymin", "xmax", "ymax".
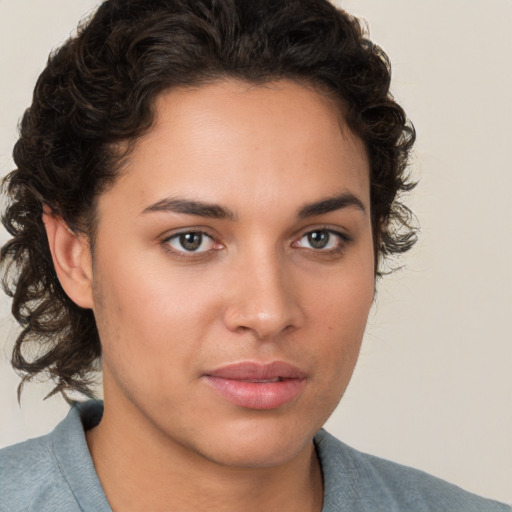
[{"xmin": 1, "ymin": 401, "xmax": 510, "ymax": 512}]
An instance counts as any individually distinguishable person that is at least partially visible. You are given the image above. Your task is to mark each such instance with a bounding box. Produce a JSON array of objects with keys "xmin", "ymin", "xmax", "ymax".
[{"xmin": 0, "ymin": 0, "xmax": 509, "ymax": 511}]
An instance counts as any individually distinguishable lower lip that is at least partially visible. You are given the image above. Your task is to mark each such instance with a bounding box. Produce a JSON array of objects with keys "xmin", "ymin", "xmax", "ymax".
[{"xmin": 204, "ymin": 376, "xmax": 306, "ymax": 410}]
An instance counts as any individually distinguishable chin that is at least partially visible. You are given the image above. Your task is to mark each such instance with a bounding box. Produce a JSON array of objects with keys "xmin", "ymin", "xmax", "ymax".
[
  {"xmin": 186, "ymin": 417, "xmax": 319, "ymax": 469},
  {"xmin": 200, "ymin": 441, "xmax": 308, "ymax": 469}
]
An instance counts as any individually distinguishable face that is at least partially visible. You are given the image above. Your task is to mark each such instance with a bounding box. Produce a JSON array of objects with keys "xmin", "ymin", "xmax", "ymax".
[{"xmin": 89, "ymin": 79, "xmax": 374, "ymax": 467}]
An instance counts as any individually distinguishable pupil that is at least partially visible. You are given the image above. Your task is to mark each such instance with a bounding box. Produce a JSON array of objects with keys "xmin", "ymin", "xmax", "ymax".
[
  {"xmin": 308, "ymin": 230, "xmax": 329, "ymax": 249},
  {"xmin": 180, "ymin": 232, "xmax": 202, "ymax": 251}
]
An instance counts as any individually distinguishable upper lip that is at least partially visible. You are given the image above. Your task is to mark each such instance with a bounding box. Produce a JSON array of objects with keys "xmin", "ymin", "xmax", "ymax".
[{"xmin": 204, "ymin": 361, "xmax": 307, "ymax": 381}]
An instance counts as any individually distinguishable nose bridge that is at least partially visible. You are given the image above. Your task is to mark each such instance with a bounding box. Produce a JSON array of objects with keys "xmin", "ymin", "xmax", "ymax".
[{"xmin": 222, "ymin": 246, "xmax": 302, "ymax": 338}]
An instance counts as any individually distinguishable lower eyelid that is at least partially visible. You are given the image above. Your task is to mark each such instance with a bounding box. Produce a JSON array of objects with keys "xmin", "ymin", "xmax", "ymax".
[{"xmin": 164, "ymin": 231, "xmax": 217, "ymax": 253}]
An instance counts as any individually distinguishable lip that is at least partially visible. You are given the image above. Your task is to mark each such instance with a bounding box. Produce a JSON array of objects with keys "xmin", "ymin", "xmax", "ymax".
[{"xmin": 203, "ymin": 361, "xmax": 307, "ymax": 410}]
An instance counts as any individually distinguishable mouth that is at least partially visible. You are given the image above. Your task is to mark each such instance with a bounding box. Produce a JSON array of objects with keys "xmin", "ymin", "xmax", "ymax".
[{"xmin": 203, "ymin": 361, "xmax": 307, "ymax": 410}]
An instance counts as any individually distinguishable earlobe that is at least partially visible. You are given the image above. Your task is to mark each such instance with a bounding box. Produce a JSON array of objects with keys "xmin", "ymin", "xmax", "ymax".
[{"xmin": 42, "ymin": 209, "xmax": 94, "ymax": 309}]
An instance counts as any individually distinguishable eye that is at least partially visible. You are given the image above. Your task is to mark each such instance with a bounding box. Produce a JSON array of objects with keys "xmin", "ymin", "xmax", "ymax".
[
  {"xmin": 165, "ymin": 231, "xmax": 216, "ymax": 253},
  {"xmin": 293, "ymin": 229, "xmax": 347, "ymax": 251}
]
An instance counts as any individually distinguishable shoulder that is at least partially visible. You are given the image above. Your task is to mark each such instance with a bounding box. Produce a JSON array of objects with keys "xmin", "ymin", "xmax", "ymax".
[
  {"xmin": 315, "ymin": 429, "xmax": 510, "ymax": 512},
  {"xmin": 0, "ymin": 401, "xmax": 108, "ymax": 512},
  {"xmin": 0, "ymin": 431, "xmax": 76, "ymax": 512}
]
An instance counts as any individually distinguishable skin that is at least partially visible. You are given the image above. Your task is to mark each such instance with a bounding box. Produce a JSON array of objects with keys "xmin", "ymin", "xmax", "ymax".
[{"xmin": 45, "ymin": 79, "xmax": 375, "ymax": 511}]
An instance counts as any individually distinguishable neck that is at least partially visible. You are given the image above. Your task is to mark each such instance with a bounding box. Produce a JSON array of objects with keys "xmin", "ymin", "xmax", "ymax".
[{"xmin": 86, "ymin": 396, "xmax": 323, "ymax": 512}]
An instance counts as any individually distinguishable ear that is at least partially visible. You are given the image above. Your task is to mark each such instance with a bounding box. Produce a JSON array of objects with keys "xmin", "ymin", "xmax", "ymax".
[{"xmin": 42, "ymin": 209, "xmax": 94, "ymax": 309}]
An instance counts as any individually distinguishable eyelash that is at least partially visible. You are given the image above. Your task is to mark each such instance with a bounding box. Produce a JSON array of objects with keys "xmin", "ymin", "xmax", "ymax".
[
  {"xmin": 162, "ymin": 231, "xmax": 220, "ymax": 258},
  {"xmin": 292, "ymin": 228, "xmax": 351, "ymax": 254},
  {"xmin": 161, "ymin": 228, "xmax": 351, "ymax": 258}
]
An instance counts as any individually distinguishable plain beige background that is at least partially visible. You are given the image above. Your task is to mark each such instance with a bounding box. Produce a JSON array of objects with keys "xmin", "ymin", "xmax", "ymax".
[{"xmin": 0, "ymin": 0, "xmax": 511, "ymax": 504}]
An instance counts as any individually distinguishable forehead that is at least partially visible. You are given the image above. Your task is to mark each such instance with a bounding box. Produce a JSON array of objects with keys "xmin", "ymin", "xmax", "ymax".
[{"xmin": 99, "ymin": 79, "xmax": 370, "ymax": 219}]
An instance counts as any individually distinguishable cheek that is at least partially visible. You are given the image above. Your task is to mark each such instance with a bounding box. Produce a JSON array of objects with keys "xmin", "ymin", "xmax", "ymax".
[
  {"xmin": 294, "ymin": 273, "xmax": 373, "ymax": 432},
  {"xmin": 309, "ymin": 253, "xmax": 374, "ymax": 335},
  {"xmin": 91, "ymin": 254, "xmax": 218, "ymax": 392},
  {"xmin": 305, "ymin": 260, "xmax": 374, "ymax": 384}
]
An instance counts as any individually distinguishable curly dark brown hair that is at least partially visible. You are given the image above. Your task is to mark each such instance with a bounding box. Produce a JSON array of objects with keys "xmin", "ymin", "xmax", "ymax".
[{"xmin": 1, "ymin": 0, "xmax": 416, "ymax": 400}]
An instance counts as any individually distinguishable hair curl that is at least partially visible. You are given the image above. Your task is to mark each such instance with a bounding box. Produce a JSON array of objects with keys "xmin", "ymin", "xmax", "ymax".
[{"xmin": 1, "ymin": 0, "xmax": 416, "ymax": 400}]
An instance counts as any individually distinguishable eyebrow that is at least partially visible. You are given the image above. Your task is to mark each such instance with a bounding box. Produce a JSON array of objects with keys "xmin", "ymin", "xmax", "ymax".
[
  {"xmin": 141, "ymin": 191, "xmax": 366, "ymax": 221},
  {"xmin": 297, "ymin": 192, "xmax": 366, "ymax": 218},
  {"xmin": 142, "ymin": 197, "xmax": 236, "ymax": 220}
]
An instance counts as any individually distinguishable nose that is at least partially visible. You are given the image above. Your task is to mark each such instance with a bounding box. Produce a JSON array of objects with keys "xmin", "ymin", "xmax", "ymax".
[{"xmin": 222, "ymin": 252, "xmax": 304, "ymax": 339}]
